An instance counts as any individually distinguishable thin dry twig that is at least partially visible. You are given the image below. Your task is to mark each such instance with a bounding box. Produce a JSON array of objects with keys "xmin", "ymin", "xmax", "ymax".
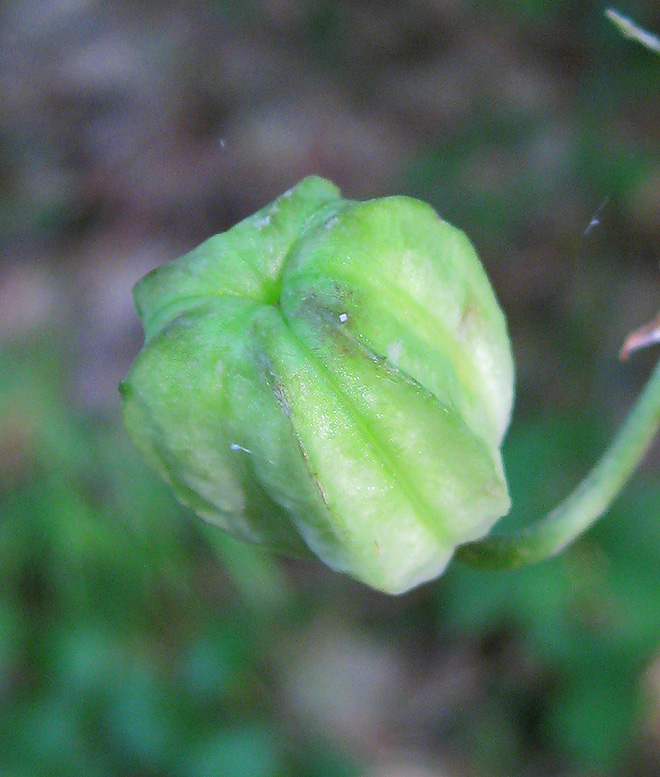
[
  {"xmin": 620, "ymin": 313, "xmax": 660, "ymax": 360},
  {"xmin": 606, "ymin": 8, "xmax": 660, "ymax": 55}
]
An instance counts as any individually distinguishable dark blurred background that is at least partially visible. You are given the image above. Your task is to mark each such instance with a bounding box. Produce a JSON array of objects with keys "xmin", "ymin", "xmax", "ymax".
[{"xmin": 3, "ymin": 1, "xmax": 660, "ymax": 775}]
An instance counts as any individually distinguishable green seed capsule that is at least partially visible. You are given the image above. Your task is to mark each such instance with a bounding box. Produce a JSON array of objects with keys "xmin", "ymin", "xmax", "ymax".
[{"xmin": 120, "ymin": 177, "xmax": 514, "ymax": 594}]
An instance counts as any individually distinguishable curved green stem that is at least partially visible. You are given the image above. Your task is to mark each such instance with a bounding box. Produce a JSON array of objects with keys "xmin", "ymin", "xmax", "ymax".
[{"xmin": 456, "ymin": 357, "xmax": 660, "ymax": 570}]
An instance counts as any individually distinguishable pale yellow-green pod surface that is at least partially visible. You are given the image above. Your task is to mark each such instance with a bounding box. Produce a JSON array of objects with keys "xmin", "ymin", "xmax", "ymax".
[{"xmin": 120, "ymin": 176, "xmax": 514, "ymax": 594}]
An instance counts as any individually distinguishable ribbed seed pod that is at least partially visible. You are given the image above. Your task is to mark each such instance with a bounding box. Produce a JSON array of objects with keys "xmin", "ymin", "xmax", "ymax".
[{"xmin": 120, "ymin": 177, "xmax": 514, "ymax": 594}]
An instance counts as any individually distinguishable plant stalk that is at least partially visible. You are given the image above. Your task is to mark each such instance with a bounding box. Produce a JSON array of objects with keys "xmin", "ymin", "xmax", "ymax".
[{"xmin": 457, "ymin": 357, "xmax": 660, "ymax": 570}]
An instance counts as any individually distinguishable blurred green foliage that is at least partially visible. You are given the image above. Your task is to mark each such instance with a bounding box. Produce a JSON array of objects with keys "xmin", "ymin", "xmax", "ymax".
[
  {"xmin": 0, "ymin": 335, "xmax": 362, "ymax": 776},
  {"xmin": 440, "ymin": 414, "xmax": 660, "ymax": 771}
]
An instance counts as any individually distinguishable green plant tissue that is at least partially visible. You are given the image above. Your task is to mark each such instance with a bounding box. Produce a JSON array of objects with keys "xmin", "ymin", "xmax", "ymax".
[{"xmin": 120, "ymin": 177, "xmax": 514, "ymax": 594}]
